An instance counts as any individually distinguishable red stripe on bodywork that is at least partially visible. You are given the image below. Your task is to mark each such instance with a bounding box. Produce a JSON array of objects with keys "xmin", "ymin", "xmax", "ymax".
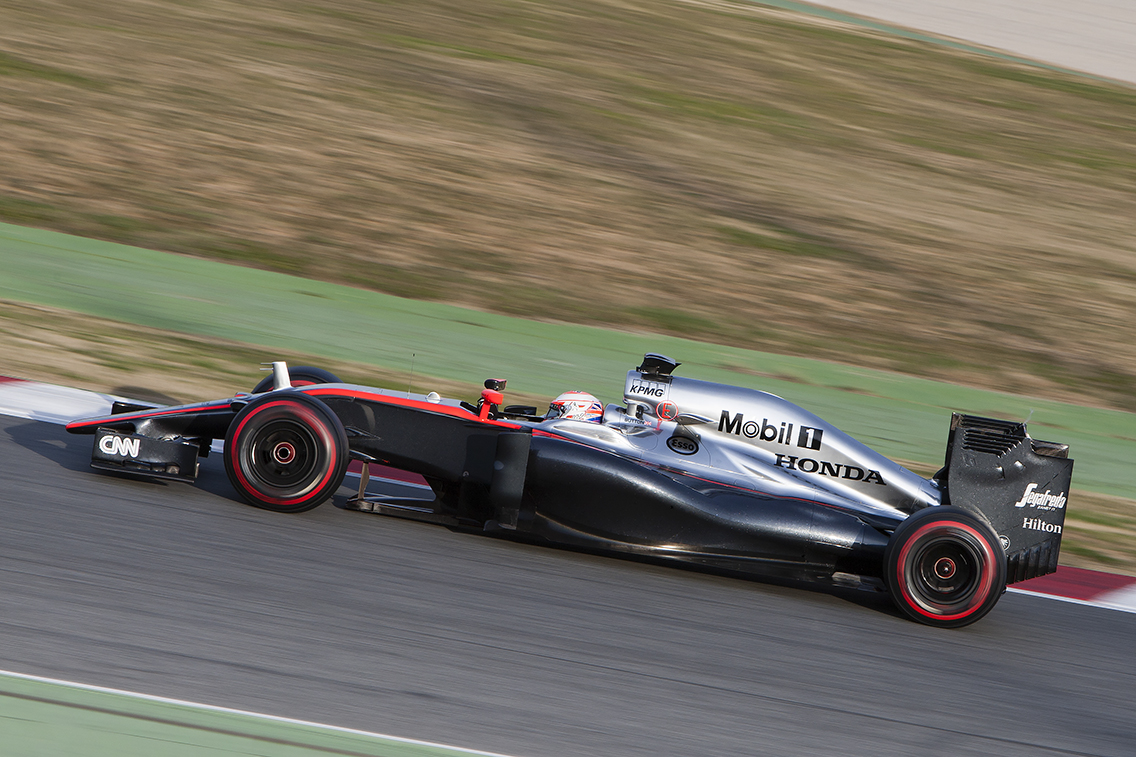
[
  {"xmin": 301, "ymin": 387, "xmax": 523, "ymax": 429},
  {"xmin": 0, "ymin": 376, "xmax": 29, "ymax": 384},
  {"xmin": 65, "ymin": 398, "xmax": 237, "ymax": 432}
]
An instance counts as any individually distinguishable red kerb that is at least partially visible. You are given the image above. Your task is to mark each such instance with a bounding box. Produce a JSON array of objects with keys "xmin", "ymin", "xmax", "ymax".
[{"xmin": 1015, "ymin": 566, "xmax": 1136, "ymax": 601}]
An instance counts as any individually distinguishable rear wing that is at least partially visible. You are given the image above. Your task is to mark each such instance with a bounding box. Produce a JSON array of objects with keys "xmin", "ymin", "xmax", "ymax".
[{"xmin": 942, "ymin": 413, "xmax": 1073, "ymax": 584}]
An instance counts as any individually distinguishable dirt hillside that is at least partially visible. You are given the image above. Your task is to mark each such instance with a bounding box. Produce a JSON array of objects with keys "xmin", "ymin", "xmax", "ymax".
[{"xmin": 1, "ymin": 0, "xmax": 1134, "ymax": 408}]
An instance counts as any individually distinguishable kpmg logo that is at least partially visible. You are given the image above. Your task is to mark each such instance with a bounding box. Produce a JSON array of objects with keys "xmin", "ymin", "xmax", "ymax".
[
  {"xmin": 718, "ymin": 411, "xmax": 824, "ymax": 450},
  {"xmin": 1013, "ymin": 483, "xmax": 1067, "ymax": 512},
  {"xmin": 628, "ymin": 379, "xmax": 667, "ymax": 398},
  {"xmin": 99, "ymin": 434, "xmax": 141, "ymax": 458}
]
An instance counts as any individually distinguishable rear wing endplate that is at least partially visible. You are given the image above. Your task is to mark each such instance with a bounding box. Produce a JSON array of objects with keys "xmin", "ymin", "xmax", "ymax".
[{"xmin": 942, "ymin": 413, "xmax": 1073, "ymax": 584}]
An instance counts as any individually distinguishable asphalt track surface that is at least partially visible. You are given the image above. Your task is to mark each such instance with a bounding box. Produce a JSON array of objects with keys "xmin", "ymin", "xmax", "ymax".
[{"xmin": 3, "ymin": 415, "xmax": 1134, "ymax": 757}]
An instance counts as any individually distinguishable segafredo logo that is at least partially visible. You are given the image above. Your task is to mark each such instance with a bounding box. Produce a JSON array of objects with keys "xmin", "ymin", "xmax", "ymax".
[
  {"xmin": 775, "ymin": 454, "xmax": 886, "ymax": 485},
  {"xmin": 99, "ymin": 434, "xmax": 140, "ymax": 458},
  {"xmin": 628, "ymin": 379, "xmax": 667, "ymax": 398},
  {"xmin": 1013, "ymin": 483, "xmax": 1067, "ymax": 511},
  {"xmin": 1022, "ymin": 517, "xmax": 1062, "ymax": 534},
  {"xmin": 719, "ymin": 411, "xmax": 824, "ymax": 450}
]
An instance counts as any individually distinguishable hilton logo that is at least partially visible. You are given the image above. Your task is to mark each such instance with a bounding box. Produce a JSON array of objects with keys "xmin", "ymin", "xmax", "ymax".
[{"xmin": 1022, "ymin": 517, "xmax": 1062, "ymax": 534}]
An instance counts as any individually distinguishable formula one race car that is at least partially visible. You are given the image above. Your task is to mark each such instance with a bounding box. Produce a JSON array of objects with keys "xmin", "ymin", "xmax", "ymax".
[{"xmin": 66, "ymin": 354, "xmax": 1074, "ymax": 628}]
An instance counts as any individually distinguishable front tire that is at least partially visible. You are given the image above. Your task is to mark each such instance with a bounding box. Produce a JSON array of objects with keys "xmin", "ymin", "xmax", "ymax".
[
  {"xmin": 885, "ymin": 507, "xmax": 1006, "ymax": 628},
  {"xmin": 224, "ymin": 392, "xmax": 348, "ymax": 513}
]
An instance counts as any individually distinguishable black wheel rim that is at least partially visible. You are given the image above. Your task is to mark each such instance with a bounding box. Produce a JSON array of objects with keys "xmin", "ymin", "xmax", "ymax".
[
  {"xmin": 909, "ymin": 534, "xmax": 982, "ymax": 608},
  {"xmin": 243, "ymin": 418, "xmax": 322, "ymax": 495}
]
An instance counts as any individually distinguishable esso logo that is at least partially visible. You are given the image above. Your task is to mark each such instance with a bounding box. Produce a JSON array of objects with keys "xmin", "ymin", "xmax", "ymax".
[
  {"xmin": 99, "ymin": 434, "xmax": 141, "ymax": 458},
  {"xmin": 667, "ymin": 436, "xmax": 699, "ymax": 455}
]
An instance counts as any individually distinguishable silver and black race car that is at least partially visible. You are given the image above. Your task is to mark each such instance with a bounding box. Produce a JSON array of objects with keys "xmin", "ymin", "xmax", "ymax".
[{"xmin": 66, "ymin": 353, "xmax": 1073, "ymax": 628}]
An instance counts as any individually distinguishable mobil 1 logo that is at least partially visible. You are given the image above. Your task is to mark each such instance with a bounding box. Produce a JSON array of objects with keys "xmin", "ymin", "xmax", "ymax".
[{"xmin": 718, "ymin": 411, "xmax": 823, "ymax": 450}]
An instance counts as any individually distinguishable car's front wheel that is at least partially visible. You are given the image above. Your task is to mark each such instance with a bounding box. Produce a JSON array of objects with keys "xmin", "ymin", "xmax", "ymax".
[
  {"xmin": 885, "ymin": 506, "xmax": 1006, "ymax": 628},
  {"xmin": 224, "ymin": 392, "xmax": 348, "ymax": 513}
]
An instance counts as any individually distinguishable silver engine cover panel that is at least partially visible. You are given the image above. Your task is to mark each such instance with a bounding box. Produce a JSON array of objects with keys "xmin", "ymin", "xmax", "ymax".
[{"xmin": 529, "ymin": 370, "xmax": 941, "ymax": 522}]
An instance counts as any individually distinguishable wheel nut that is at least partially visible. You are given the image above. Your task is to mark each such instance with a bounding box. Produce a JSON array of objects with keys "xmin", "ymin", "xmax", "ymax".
[{"xmin": 273, "ymin": 442, "xmax": 296, "ymax": 464}]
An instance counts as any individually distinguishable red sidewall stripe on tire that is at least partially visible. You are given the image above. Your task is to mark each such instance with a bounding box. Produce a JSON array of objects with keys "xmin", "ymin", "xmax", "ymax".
[
  {"xmin": 228, "ymin": 400, "xmax": 339, "ymax": 506},
  {"xmin": 896, "ymin": 520, "xmax": 998, "ymax": 622}
]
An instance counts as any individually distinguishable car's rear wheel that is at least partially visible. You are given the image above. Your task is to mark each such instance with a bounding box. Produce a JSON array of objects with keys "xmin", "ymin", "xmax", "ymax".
[
  {"xmin": 251, "ymin": 366, "xmax": 341, "ymax": 394},
  {"xmin": 224, "ymin": 392, "xmax": 348, "ymax": 513},
  {"xmin": 885, "ymin": 507, "xmax": 1006, "ymax": 628}
]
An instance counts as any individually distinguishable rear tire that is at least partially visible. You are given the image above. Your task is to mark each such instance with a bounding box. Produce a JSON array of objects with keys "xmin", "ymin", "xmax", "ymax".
[
  {"xmin": 251, "ymin": 366, "xmax": 341, "ymax": 394},
  {"xmin": 224, "ymin": 392, "xmax": 348, "ymax": 513},
  {"xmin": 885, "ymin": 507, "xmax": 1006, "ymax": 628}
]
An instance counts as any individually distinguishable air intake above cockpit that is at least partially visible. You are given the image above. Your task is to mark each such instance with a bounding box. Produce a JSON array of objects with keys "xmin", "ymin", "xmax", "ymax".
[{"xmin": 636, "ymin": 353, "xmax": 680, "ymax": 379}]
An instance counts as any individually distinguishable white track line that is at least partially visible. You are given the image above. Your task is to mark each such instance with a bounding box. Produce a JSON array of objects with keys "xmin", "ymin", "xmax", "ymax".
[
  {"xmin": 1088, "ymin": 583, "xmax": 1136, "ymax": 613},
  {"xmin": 1007, "ymin": 587, "xmax": 1136, "ymax": 614},
  {"xmin": 0, "ymin": 668, "xmax": 522, "ymax": 757},
  {"xmin": 0, "ymin": 378, "xmax": 115, "ymax": 424}
]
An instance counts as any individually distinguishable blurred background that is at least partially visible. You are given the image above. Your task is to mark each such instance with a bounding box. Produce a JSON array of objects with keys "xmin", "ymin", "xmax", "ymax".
[{"xmin": 2, "ymin": 0, "xmax": 1133, "ymax": 409}]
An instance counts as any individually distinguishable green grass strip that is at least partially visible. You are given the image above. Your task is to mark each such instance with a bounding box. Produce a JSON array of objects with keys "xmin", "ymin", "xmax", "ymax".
[
  {"xmin": 0, "ymin": 670, "xmax": 514, "ymax": 757},
  {"xmin": 1, "ymin": 221, "xmax": 1133, "ymax": 499}
]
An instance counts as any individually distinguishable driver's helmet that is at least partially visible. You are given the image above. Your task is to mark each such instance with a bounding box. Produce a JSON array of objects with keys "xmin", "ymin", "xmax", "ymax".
[{"xmin": 547, "ymin": 391, "xmax": 603, "ymax": 422}]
